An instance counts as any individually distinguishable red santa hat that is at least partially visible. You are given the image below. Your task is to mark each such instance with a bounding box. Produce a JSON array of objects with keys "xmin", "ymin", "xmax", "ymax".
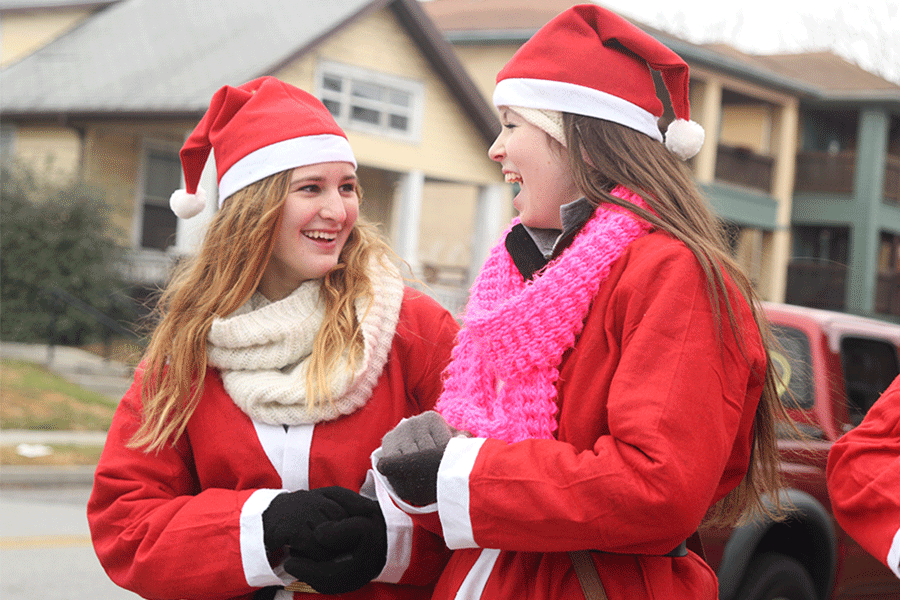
[
  {"xmin": 493, "ymin": 4, "xmax": 704, "ymax": 160},
  {"xmin": 170, "ymin": 76, "xmax": 357, "ymax": 219}
]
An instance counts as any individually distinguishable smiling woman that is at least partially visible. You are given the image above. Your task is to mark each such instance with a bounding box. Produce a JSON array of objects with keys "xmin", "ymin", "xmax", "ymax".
[
  {"xmin": 259, "ymin": 163, "xmax": 360, "ymax": 301},
  {"xmin": 86, "ymin": 77, "xmax": 459, "ymax": 600},
  {"xmin": 373, "ymin": 6, "xmax": 794, "ymax": 600}
]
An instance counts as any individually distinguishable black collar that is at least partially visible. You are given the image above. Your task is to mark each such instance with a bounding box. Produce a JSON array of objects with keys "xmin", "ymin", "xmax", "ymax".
[{"xmin": 505, "ymin": 203, "xmax": 595, "ymax": 281}]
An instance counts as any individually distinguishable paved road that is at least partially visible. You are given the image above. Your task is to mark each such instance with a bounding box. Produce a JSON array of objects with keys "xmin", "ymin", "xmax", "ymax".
[
  {"xmin": 2, "ymin": 343, "xmax": 140, "ymax": 597},
  {"xmin": 0, "ymin": 484, "xmax": 141, "ymax": 600}
]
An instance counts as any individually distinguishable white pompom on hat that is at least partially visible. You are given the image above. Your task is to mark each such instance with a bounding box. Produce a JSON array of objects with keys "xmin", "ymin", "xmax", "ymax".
[
  {"xmin": 170, "ymin": 76, "xmax": 357, "ymax": 219},
  {"xmin": 492, "ymin": 4, "xmax": 704, "ymax": 160}
]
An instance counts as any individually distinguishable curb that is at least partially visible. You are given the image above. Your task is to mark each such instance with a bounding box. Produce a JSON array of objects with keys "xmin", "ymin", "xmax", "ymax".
[
  {"xmin": 0, "ymin": 430, "xmax": 108, "ymax": 446},
  {"xmin": 1, "ymin": 431, "xmax": 105, "ymax": 487},
  {"xmin": 0, "ymin": 465, "xmax": 96, "ymax": 487}
]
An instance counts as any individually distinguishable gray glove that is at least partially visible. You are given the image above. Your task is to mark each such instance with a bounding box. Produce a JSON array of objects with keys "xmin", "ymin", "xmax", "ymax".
[
  {"xmin": 381, "ymin": 410, "xmax": 456, "ymax": 457},
  {"xmin": 378, "ymin": 411, "xmax": 469, "ymax": 506}
]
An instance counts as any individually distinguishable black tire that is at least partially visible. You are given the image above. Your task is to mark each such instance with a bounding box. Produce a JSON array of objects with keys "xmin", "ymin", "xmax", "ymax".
[{"xmin": 733, "ymin": 552, "xmax": 817, "ymax": 600}]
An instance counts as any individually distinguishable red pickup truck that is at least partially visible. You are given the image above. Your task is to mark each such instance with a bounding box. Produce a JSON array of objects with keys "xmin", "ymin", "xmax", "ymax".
[{"xmin": 699, "ymin": 302, "xmax": 900, "ymax": 600}]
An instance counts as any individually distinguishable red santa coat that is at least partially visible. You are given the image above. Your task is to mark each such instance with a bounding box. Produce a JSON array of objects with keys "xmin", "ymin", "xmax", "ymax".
[
  {"xmin": 88, "ymin": 288, "xmax": 459, "ymax": 600},
  {"xmin": 374, "ymin": 232, "xmax": 767, "ymax": 600},
  {"xmin": 828, "ymin": 374, "xmax": 900, "ymax": 578}
]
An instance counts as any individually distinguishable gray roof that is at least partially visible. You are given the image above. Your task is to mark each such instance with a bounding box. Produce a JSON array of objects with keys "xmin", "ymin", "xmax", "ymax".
[{"xmin": 0, "ymin": 0, "xmax": 420, "ymax": 116}]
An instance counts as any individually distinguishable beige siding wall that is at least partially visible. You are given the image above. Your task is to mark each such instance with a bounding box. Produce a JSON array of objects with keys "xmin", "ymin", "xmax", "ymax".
[
  {"xmin": 10, "ymin": 126, "xmax": 82, "ymax": 181},
  {"xmin": 0, "ymin": 9, "xmax": 92, "ymax": 66},
  {"xmin": 420, "ymin": 182, "xmax": 479, "ymax": 270},
  {"xmin": 356, "ymin": 165, "xmax": 397, "ymax": 234},
  {"xmin": 720, "ymin": 104, "xmax": 774, "ymax": 153},
  {"xmin": 82, "ymin": 127, "xmax": 144, "ymax": 246},
  {"xmin": 274, "ymin": 8, "xmax": 500, "ymax": 185},
  {"xmin": 453, "ymin": 43, "xmax": 517, "ymax": 107}
]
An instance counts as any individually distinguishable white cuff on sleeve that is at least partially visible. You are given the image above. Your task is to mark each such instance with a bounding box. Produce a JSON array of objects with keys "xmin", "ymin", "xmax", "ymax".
[
  {"xmin": 240, "ymin": 488, "xmax": 291, "ymax": 588},
  {"xmin": 438, "ymin": 436, "xmax": 485, "ymax": 550},
  {"xmin": 362, "ymin": 468, "xmax": 414, "ymax": 583},
  {"xmin": 370, "ymin": 447, "xmax": 440, "ymax": 515}
]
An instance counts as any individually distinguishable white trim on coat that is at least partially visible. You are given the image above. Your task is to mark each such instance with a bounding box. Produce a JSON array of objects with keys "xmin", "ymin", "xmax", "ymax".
[
  {"xmin": 364, "ymin": 468, "xmax": 415, "ymax": 583},
  {"xmin": 889, "ymin": 526, "xmax": 900, "ymax": 578},
  {"xmin": 454, "ymin": 548, "xmax": 501, "ymax": 600},
  {"xmin": 240, "ymin": 488, "xmax": 288, "ymax": 587},
  {"xmin": 253, "ymin": 422, "xmax": 314, "ymax": 491},
  {"xmin": 438, "ymin": 436, "xmax": 486, "ymax": 550}
]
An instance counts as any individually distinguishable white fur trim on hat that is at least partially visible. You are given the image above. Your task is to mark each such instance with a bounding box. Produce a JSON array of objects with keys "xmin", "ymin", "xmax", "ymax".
[
  {"xmin": 494, "ymin": 78, "xmax": 663, "ymax": 143},
  {"xmin": 217, "ymin": 134, "xmax": 357, "ymax": 205},
  {"xmin": 170, "ymin": 187, "xmax": 208, "ymax": 219},
  {"xmin": 512, "ymin": 107, "xmax": 566, "ymax": 146},
  {"xmin": 664, "ymin": 119, "xmax": 705, "ymax": 160}
]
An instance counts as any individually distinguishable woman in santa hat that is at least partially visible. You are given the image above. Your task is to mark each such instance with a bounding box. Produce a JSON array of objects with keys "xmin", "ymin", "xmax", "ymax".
[
  {"xmin": 87, "ymin": 76, "xmax": 457, "ymax": 600},
  {"xmin": 828, "ymin": 374, "xmax": 900, "ymax": 579},
  {"xmin": 372, "ymin": 5, "xmax": 793, "ymax": 599}
]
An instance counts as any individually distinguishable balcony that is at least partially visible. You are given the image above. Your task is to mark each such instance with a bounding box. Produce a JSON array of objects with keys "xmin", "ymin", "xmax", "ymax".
[
  {"xmin": 795, "ymin": 151, "xmax": 900, "ymax": 204},
  {"xmin": 795, "ymin": 150, "xmax": 855, "ymax": 195},
  {"xmin": 715, "ymin": 144, "xmax": 774, "ymax": 193},
  {"xmin": 784, "ymin": 260, "xmax": 847, "ymax": 311}
]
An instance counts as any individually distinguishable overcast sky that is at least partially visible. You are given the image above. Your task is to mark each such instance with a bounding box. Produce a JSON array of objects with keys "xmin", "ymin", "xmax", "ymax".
[{"xmin": 597, "ymin": 0, "xmax": 900, "ymax": 83}]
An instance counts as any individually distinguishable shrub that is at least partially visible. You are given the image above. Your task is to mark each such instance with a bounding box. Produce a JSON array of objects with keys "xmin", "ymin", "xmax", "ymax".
[{"xmin": 0, "ymin": 164, "xmax": 137, "ymax": 345}]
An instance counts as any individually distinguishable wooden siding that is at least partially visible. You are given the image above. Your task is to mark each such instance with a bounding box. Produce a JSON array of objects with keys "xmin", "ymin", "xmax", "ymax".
[{"xmin": 10, "ymin": 125, "xmax": 82, "ymax": 180}]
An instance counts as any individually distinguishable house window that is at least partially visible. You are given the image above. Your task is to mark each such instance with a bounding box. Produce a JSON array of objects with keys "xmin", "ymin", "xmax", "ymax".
[
  {"xmin": 317, "ymin": 61, "xmax": 423, "ymax": 141},
  {"xmin": 139, "ymin": 146, "xmax": 181, "ymax": 251}
]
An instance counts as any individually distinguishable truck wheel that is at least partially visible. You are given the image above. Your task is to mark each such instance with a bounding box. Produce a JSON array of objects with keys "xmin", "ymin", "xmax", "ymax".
[{"xmin": 733, "ymin": 552, "xmax": 816, "ymax": 600}]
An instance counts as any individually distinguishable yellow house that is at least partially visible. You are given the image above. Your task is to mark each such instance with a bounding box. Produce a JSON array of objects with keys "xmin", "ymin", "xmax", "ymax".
[{"xmin": 1, "ymin": 0, "xmax": 512, "ymax": 316}]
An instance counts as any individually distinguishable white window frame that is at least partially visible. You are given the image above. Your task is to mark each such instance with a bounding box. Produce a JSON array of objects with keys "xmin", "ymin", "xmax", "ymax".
[{"xmin": 316, "ymin": 60, "xmax": 424, "ymax": 142}]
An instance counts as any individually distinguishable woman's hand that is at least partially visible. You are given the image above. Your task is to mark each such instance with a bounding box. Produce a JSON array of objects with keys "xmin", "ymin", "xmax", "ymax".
[
  {"xmin": 283, "ymin": 487, "xmax": 388, "ymax": 594},
  {"xmin": 377, "ymin": 411, "xmax": 467, "ymax": 506},
  {"xmin": 262, "ymin": 488, "xmax": 349, "ymax": 558}
]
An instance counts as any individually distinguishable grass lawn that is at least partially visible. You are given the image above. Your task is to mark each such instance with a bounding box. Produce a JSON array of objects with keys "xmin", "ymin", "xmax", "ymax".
[{"xmin": 1, "ymin": 359, "xmax": 119, "ymax": 466}]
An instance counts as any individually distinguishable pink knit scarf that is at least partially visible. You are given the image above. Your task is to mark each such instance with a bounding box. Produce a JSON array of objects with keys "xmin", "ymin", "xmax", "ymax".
[{"xmin": 436, "ymin": 186, "xmax": 652, "ymax": 442}]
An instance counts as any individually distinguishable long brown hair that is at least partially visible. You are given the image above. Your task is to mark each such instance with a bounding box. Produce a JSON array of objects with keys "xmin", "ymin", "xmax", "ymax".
[
  {"xmin": 130, "ymin": 168, "xmax": 394, "ymax": 452},
  {"xmin": 563, "ymin": 113, "xmax": 791, "ymax": 526}
]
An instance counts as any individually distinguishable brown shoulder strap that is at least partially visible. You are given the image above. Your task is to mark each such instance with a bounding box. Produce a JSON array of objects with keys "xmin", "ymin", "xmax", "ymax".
[{"xmin": 569, "ymin": 550, "xmax": 609, "ymax": 600}]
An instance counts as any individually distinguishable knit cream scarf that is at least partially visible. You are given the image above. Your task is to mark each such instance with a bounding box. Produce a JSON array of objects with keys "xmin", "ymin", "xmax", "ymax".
[{"xmin": 207, "ymin": 260, "xmax": 404, "ymax": 425}]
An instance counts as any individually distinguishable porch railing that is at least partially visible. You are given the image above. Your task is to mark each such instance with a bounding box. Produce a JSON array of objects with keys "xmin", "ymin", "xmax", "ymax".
[
  {"xmin": 715, "ymin": 144, "xmax": 774, "ymax": 193},
  {"xmin": 794, "ymin": 151, "xmax": 900, "ymax": 204},
  {"xmin": 794, "ymin": 150, "xmax": 855, "ymax": 195}
]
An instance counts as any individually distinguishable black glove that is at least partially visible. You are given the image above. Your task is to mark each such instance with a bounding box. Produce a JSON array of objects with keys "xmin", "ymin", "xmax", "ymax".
[
  {"xmin": 283, "ymin": 490, "xmax": 388, "ymax": 594},
  {"xmin": 262, "ymin": 488, "xmax": 349, "ymax": 558},
  {"xmin": 377, "ymin": 447, "xmax": 444, "ymax": 506},
  {"xmin": 381, "ymin": 410, "xmax": 455, "ymax": 456}
]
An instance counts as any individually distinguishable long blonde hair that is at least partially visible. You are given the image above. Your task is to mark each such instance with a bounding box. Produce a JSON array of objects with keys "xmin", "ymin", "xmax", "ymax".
[
  {"xmin": 130, "ymin": 168, "xmax": 394, "ymax": 452},
  {"xmin": 564, "ymin": 114, "xmax": 792, "ymax": 526}
]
